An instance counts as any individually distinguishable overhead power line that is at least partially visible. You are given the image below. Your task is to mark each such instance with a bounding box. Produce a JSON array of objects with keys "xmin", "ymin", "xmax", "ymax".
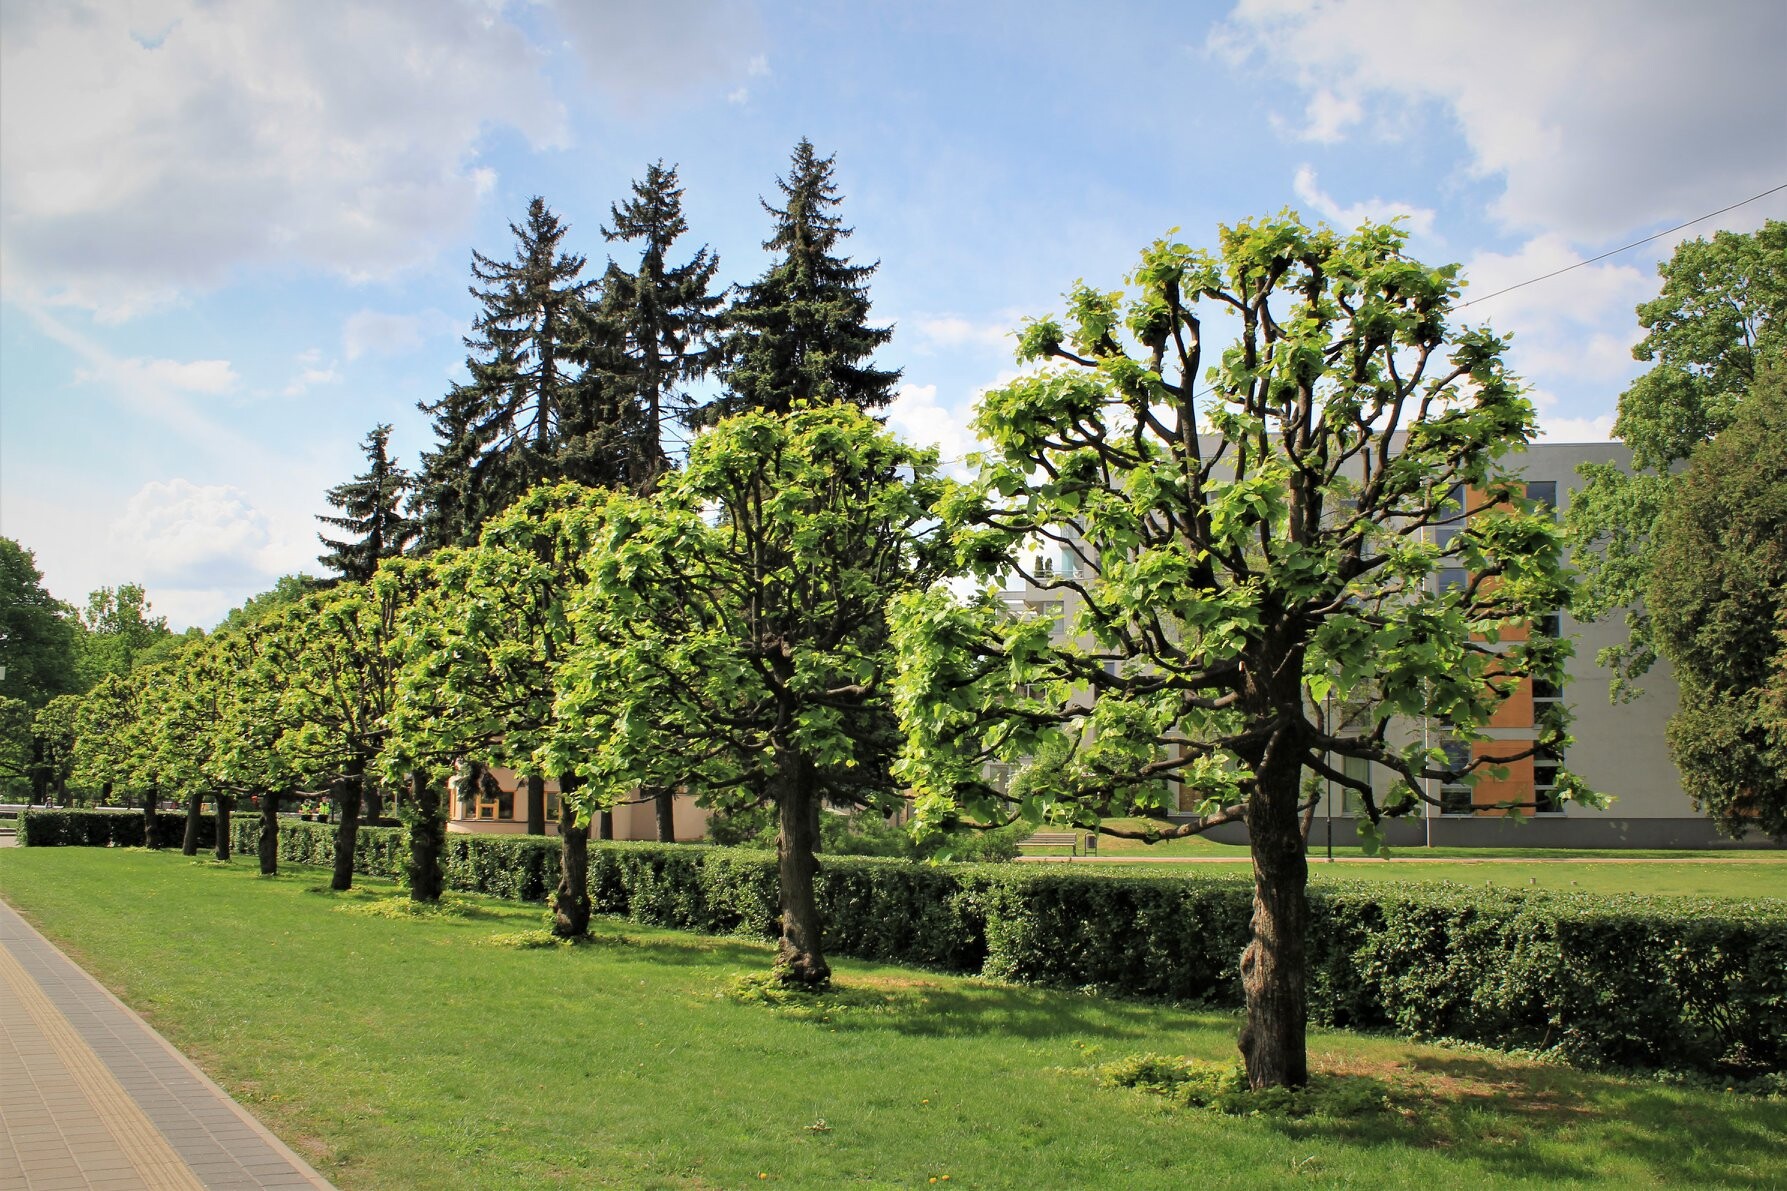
[{"xmin": 1457, "ymin": 182, "xmax": 1787, "ymax": 309}]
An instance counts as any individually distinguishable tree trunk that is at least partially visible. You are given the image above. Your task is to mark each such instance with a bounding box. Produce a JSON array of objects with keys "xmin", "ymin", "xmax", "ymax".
[
  {"xmin": 1237, "ymin": 713, "xmax": 1312, "ymax": 1090},
  {"xmin": 525, "ymin": 774, "xmax": 546, "ymax": 835},
  {"xmin": 29, "ymin": 738, "xmax": 47, "ymax": 805},
  {"xmin": 598, "ymin": 809, "xmax": 614, "ymax": 840},
  {"xmin": 552, "ymin": 774, "xmax": 590, "ymax": 937},
  {"xmin": 362, "ymin": 784, "xmax": 384, "ymax": 822},
  {"xmin": 408, "ymin": 770, "xmax": 444, "ymax": 903},
  {"xmin": 259, "ymin": 793, "xmax": 281, "ymax": 875},
  {"xmin": 772, "ymin": 748, "xmax": 829, "ymax": 990},
  {"xmin": 181, "ymin": 791, "xmax": 203, "ymax": 856},
  {"xmin": 652, "ymin": 784, "xmax": 676, "ymax": 843},
  {"xmin": 214, "ymin": 795, "xmax": 232, "ymax": 861},
  {"xmin": 332, "ymin": 762, "xmax": 365, "ymax": 892},
  {"xmin": 142, "ymin": 786, "xmax": 158, "ymax": 849}
]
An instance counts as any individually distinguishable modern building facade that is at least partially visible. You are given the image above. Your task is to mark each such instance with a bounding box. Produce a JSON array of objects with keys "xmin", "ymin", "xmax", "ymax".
[{"xmin": 1000, "ymin": 442, "xmax": 1777, "ymax": 850}]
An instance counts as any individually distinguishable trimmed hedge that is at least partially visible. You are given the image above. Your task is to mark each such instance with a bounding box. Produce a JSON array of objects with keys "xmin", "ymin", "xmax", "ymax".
[
  {"xmin": 75, "ymin": 812, "xmax": 1787, "ymax": 1075},
  {"xmin": 20, "ymin": 807, "xmax": 212, "ymax": 849}
]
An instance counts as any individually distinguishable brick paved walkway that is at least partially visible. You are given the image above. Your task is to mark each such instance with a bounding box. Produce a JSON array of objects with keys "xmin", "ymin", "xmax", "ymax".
[{"xmin": 0, "ymin": 899, "xmax": 334, "ymax": 1190}]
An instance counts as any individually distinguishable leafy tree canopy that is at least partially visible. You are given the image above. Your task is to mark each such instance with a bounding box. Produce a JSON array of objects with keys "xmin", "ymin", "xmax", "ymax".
[
  {"xmin": 1648, "ymin": 364, "xmax": 1787, "ymax": 839},
  {"xmin": 75, "ymin": 582, "xmax": 177, "ymax": 686},
  {"xmin": 0, "ymin": 537, "xmax": 81, "ymax": 707},
  {"xmin": 892, "ymin": 213, "xmax": 1583, "ymax": 1089},
  {"xmin": 1568, "ymin": 219, "xmax": 1785, "ymax": 698},
  {"xmin": 555, "ymin": 404, "xmax": 949, "ymax": 987}
]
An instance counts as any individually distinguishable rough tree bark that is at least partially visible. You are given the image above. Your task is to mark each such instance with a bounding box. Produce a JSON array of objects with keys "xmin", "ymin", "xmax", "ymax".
[
  {"xmin": 142, "ymin": 785, "xmax": 159, "ymax": 849},
  {"xmin": 772, "ymin": 744, "xmax": 829, "ymax": 990},
  {"xmin": 258, "ymin": 792, "xmax": 281, "ymax": 875},
  {"xmin": 1235, "ymin": 643, "xmax": 1311, "ymax": 1090},
  {"xmin": 525, "ymin": 774, "xmax": 546, "ymax": 836},
  {"xmin": 181, "ymin": 791, "xmax": 203, "ymax": 856},
  {"xmin": 552, "ymin": 774, "xmax": 590, "ymax": 937},
  {"xmin": 214, "ymin": 795, "xmax": 232, "ymax": 861},
  {"xmin": 408, "ymin": 770, "xmax": 444, "ymax": 903},
  {"xmin": 331, "ymin": 759, "xmax": 365, "ymax": 892}
]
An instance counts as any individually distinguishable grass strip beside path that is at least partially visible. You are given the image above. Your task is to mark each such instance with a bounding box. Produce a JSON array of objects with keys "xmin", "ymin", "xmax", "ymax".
[{"xmin": 1, "ymin": 849, "xmax": 1782, "ymax": 1190}]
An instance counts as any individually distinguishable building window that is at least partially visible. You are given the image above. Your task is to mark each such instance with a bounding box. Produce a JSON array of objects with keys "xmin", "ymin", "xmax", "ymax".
[
  {"xmin": 1438, "ymin": 737, "xmax": 1473, "ymax": 815},
  {"xmin": 475, "ymin": 786, "xmax": 514, "ymax": 821},
  {"xmin": 1437, "ymin": 482, "xmax": 1466, "ymax": 524},
  {"xmin": 1526, "ymin": 480, "xmax": 1558, "ymax": 519},
  {"xmin": 1437, "ymin": 566, "xmax": 1468, "ymax": 595},
  {"xmin": 1533, "ymin": 743, "xmax": 1564, "ymax": 814},
  {"xmin": 1340, "ymin": 753, "xmax": 1370, "ymax": 815}
]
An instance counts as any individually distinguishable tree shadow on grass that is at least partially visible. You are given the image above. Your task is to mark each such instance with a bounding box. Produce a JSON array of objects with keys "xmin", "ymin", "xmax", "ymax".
[
  {"xmin": 721, "ymin": 969, "xmax": 1230, "ymax": 1044},
  {"xmin": 1252, "ymin": 1053, "xmax": 1786, "ymax": 1189}
]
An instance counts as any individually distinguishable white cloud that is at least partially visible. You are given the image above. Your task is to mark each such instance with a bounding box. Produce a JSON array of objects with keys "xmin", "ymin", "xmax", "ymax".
[
  {"xmin": 77, "ymin": 355, "xmax": 238, "ymax": 396},
  {"xmin": 343, "ymin": 310, "xmax": 429, "ymax": 360},
  {"xmin": 0, "ymin": 1, "xmax": 565, "ymax": 318},
  {"xmin": 282, "ymin": 350, "xmax": 342, "ymax": 397},
  {"xmin": 1529, "ymin": 388, "xmax": 1616, "ymax": 443},
  {"xmin": 907, "ymin": 314, "xmax": 1018, "ymax": 353},
  {"xmin": 110, "ymin": 479, "xmax": 273, "ymax": 582},
  {"xmin": 546, "ymin": 0, "xmax": 764, "ymax": 109},
  {"xmin": 1460, "ymin": 234, "xmax": 1651, "ymax": 385},
  {"xmin": 727, "ymin": 87, "xmax": 751, "ymax": 105},
  {"xmin": 1292, "ymin": 167, "xmax": 1436, "ymax": 239},
  {"xmin": 1216, "ymin": 0, "xmax": 1787, "ymax": 240},
  {"xmin": 1297, "ymin": 88, "xmax": 1362, "ymax": 144},
  {"xmin": 886, "ymin": 383, "xmax": 981, "ymax": 478}
]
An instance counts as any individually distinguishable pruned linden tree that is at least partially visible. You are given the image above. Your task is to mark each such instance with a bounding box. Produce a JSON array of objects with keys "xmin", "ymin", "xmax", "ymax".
[{"xmin": 890, "ymin": 213, "xmax": 1599, "ymax": 1090}]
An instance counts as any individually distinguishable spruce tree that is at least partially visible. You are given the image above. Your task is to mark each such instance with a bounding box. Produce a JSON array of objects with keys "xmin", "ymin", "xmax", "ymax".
[
  {"xmin": 414, "ymin": 197, "xmax": 614, "ymax": 547},
  {"xmin": 599, "ymin": 161, "xmax": 724, "ymax": 489},
  {"xmin": 712, "ymin": 139, "xmax": 899, "ymax": 420},
  {"xmin": 317, "ymin": 424, "xmax": 419, "ymax": 581}
]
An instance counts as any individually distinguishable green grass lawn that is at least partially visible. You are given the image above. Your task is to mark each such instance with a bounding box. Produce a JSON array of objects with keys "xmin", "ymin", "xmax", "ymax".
[{"xmin": 2, "ymin": 849, "xmax": 1782, "ymax": 1190}]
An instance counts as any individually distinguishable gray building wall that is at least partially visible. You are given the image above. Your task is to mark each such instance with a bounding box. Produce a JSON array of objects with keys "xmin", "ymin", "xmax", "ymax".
[{"xmin": 1001, "ymin": 440, "xmax": 1783, "ymax": 851}]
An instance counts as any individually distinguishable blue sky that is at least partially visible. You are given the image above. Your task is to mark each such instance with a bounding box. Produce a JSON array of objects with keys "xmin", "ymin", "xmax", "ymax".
[{"xmin": 3, "ymin": 0, "xmax": 1784, "ymax": 628}]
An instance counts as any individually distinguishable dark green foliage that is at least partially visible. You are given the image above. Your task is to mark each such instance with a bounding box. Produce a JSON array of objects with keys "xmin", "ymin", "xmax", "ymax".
[
  {"xmin": 1648, "ymin": 367, "xmax": 1787, "ymax": 839},
  {"xmin": 710, "ymin": 139, "xmax": 899, "ymax": 420},
  {"xmin": 21, "ymin": 807, "xmax": 208, "ymax": 848},
  {"xmin": 0, "ymin": 537, "xmax": 81, "ymax": 709},
  {"xmin": 1568, "ymin": 220, "xmax": 1786, "ymax": 696},
  {"xmin": 222, "ymin": 820, "xmax": 1783, "ymax": 1076},
  {"xmin": 415, "ymin": 197, "xmax": 615, "ymax": 547},
  {"xmin": 317, "ymin": 424, "xmax": 419, "ymax": 582},
  {"xmin": 598, "ymin": 160, "xmax": 724, "ymax": 486}
]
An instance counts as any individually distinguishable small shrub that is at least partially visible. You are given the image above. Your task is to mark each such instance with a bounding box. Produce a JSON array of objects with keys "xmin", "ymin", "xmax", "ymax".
[{"xmin": 1096, "ymin": 1054, "xmax": 1393, "ymax": 1118}]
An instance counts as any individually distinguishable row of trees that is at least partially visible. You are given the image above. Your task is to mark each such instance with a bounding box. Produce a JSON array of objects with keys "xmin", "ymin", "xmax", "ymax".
[
  {"xmin": 0, "ymin": 539, "xmax": 186, "ymax": 803},
  {"xmin": 16, "ymin": 197, "xmax": 1773, "ymax": 1094},
  {"xmin": 318, "ymin": 140, "xmax": 899, "ymax": 585}
]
